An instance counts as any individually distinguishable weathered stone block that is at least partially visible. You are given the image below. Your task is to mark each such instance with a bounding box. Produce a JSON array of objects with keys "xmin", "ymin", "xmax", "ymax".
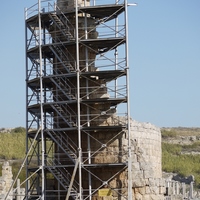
[
  {"xmin": 132, "ymin": 178, "xmax": 146, "ymax": 188},
  {"xmin": 132, "ymin": 170, "xmax": 144, "ymax": 180},
  {"xmin": 143, "ymin": 168, "xmax": 155, "ymax": 179},
  {"xmin": 132, "ymin": 162, "xmax": 140, "ymax": 171},
  {"xmin": 142, "ymin": 194, "xmax": 151, "ymax": 200},
  {"xmin": 150, "ymin": 186, "xmax": 159, "ymax": 194},
  {"xmin": 145, "ymin": 186, "xmax": 151, "ymax": 194},
  {"xmin": 159, "ymin": 186, "xmax": 166, "ymax": 194},
  {"xmin": 137, "ymin": 187, "xmax": 146, "ymax": 195},
  {"xmin": 134, "ymin": 191, "xmax": 143, "ymax": 200}
]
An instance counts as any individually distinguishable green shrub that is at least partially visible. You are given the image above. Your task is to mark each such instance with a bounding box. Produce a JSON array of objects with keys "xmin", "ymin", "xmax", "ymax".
[
  {"xmin": 161, "ymin": 129, "xmax": 178, "ymax": 138},
  {"xmin": 12, "ymin": 127, "xmax": 26, "ymax": 133},
  {"xmin": 182, "ymin": 141, "xmax": 200, "ymax": 151},
  {"xmin": 162, "ymin": 142, "xmax": 182, "ymax": 155}
]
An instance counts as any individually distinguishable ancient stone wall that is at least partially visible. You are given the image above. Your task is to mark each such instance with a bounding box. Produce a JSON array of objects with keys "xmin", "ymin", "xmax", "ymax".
[{"xmin": 130, "ymin": 120, "xmax": 165, "ymax": 200}]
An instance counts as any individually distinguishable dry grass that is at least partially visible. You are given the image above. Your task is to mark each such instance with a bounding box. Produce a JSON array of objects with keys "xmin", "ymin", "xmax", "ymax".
[{"xmin": 161, "ymin": 127, "xmax": 200, "ymax": 137}]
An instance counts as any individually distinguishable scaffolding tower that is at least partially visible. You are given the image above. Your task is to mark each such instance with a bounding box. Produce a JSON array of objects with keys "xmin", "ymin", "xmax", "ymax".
[{"xmin": 25, "ymin": 0, "xmax": 132, "ymax": 199}]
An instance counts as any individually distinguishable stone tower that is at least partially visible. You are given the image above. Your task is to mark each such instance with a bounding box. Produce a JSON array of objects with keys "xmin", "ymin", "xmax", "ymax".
[{"xmin": 25, "ymin": 0, "xmax": 165, "ymax": 199}]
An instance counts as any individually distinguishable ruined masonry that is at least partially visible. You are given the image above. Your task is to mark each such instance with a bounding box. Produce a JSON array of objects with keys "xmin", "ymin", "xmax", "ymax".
[
  {"xmin": 130, "ymin": 120, "xmax": 165, "ymax": 199},
  {"xmin": 0, "ymin": 162, "xmax": 25, "ymax": 200},
  {"xmin": 95, "ymin": 119, "xmax": 166, "ymax": 199},
  {"xmin": 0, "ymin": 162, "xmax": 13, "ymax": 200}
]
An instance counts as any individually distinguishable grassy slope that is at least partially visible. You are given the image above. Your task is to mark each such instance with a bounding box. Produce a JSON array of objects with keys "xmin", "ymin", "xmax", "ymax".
[
  {"xmin": 0, "ymin": 128, "xmax": 26, "ymax": 160},
  {"xmin": 0, "ymin": 127, "xmax": 26, "ymax": 182},
  {"xmin": 161, "ymin": 128, "xmax": 200, "ymax": 188},
  {"xmin": 162, "ymin": 127, "xmax": 200, "ymax": 136}
]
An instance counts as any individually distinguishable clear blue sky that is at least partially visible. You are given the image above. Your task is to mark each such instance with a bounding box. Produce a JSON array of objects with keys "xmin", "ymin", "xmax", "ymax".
[{"xmin": 0, "ymin": 0, "xmax": 199, "ymax": 128}]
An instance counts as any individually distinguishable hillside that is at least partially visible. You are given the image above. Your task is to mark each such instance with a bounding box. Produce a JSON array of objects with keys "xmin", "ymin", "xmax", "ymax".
[
  {"xmin": 0, "ymin": 127, "xmax": 26, "ymax": 160},
  {"xmin": 0, "ymin": 127, "xmax": 26, "ymax": 181},
  {"xmin": 161, "ymin": 127, "xmax": 200, "ymax": 188},
  {"xmin": 162, "ymin": 127, "xmax": 200, "ymax": 137}
]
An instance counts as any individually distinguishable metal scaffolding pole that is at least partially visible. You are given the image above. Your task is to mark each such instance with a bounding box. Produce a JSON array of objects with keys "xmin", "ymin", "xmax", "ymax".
[
  {"xmin": 38, "ymin": 0, "xmax": 45, "ymax": 199},
  {"xmin": 75, "ymin": 0, "xmax": 82, "ymax": 198},
  {"xmin": 125, "ymin": 0, "xmax": 132, "ymax": 199}
]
